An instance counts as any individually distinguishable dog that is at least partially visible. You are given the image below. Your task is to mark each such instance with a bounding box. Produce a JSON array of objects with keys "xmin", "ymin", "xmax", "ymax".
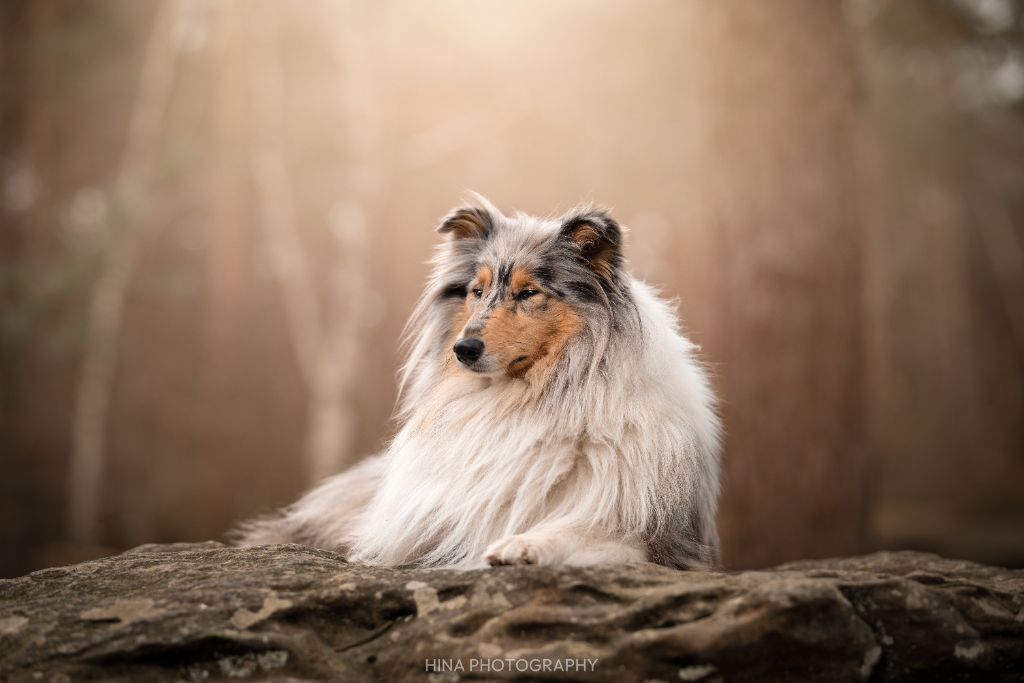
[{"xmin": 234, "ymin": 198, "xmax": 722, "ymax": 569}]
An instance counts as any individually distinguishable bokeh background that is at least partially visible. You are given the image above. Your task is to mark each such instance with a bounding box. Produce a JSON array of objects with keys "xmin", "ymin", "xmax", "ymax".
[{"xmin": 2, "ymin": 0, "xmax": 1023, "ymax": 578}]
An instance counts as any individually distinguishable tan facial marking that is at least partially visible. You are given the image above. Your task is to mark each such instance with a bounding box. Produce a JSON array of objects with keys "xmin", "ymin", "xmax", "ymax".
[
  {"xmin": 475, "ymin": 265, "xmax": 492, "ymax": 291},
  {"xmin": 510, "ymin": 268, "xmax": 533, "ymax": 293},
  {"xmin": 504, "ymin": 300, "xmax": 582, "ymax": 379}
]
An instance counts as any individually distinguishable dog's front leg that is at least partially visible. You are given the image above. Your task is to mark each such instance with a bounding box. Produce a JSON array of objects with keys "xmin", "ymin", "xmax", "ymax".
[
  {"xmin": 483, "ymin": 529, "xmax": 572, "ymax": 566},
  {"xmin": 483, "ymin": 528, "xmax": 646, "ymax": 566}
]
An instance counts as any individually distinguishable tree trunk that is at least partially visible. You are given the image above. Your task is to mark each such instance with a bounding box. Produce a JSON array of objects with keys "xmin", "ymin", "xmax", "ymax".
[
  {"xmin": 247, "ymin": 1, "xmax": 376, "ymax": 484},
  {"xmin": 66, "ymin": 0, "xmax": 182, "ymax": 546},
  {"xmin": 685, "ymin": 1, "xmax": 867, "ymax": 567}
]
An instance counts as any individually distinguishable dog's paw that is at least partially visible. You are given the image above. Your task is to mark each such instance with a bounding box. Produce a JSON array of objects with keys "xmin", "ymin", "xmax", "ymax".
[{"xmin": 484, "ymin": 535, "xmax": 550, "ymax": 566}]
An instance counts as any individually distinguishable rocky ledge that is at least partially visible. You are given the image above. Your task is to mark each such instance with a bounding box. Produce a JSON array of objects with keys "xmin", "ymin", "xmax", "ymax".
[{"xmin": 1, "ymin": 543, "xmax": 1022, "ymax": 682}]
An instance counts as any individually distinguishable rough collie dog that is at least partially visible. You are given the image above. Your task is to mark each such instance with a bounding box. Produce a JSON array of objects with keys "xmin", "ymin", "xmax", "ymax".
[{"xmin": 235, "ymin": 199, "xmax": 721, "ymax": 569}]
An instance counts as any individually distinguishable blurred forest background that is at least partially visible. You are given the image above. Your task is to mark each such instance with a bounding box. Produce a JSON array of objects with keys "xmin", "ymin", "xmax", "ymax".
[{"xmin": 1, "ymin": 0, "xmax": 1023, "ymax": 578}]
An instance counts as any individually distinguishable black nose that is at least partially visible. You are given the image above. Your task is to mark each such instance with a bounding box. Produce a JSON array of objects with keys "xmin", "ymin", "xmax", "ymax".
[{"xmin": 454, "ymin": 338, "xmax": 484, "ymax": 364}]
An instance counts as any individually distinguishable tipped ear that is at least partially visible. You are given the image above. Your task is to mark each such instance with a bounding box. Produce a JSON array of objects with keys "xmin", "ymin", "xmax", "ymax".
[
  {"xmin": 436, "ymin": 206, "xmax": 494, "ymax": 241},
  {"xmin": 559, "ymin": 208, "xmax": 623, "ymax": 283}
]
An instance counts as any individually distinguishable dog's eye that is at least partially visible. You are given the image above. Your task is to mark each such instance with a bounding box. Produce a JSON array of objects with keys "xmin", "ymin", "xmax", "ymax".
[
  {"xmin": 472, "ymin": 288, "xmax": 483, "ymax": 298},
  {"xmin": 517, "ymin": 289, "xmax": 539, "ymax": 301}
]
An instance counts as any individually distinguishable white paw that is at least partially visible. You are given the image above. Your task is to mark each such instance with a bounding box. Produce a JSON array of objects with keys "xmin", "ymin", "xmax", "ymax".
[{"xmin": 484, "ymin": 535, "xmax": 550, "ymax": 566}]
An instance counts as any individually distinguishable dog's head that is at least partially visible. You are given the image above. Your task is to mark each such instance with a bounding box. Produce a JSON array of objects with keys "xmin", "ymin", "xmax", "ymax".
[{"xmin": 431, "ymin": 199, "xmax": 625, "ymax": 380}]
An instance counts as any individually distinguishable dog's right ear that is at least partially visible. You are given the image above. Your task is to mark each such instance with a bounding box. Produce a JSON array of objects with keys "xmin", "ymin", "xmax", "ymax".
[{"xmin": 436, "ymin": 206, "xmax": 494, "ymax": 241}]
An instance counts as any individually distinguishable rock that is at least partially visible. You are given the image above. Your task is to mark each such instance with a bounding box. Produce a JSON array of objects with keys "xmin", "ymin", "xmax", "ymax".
[{"xmin": 1, "ymin": 544, "xmax": 1021, "ymax": 682}]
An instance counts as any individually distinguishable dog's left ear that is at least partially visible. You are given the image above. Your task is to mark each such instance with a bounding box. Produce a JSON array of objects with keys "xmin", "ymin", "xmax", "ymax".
[
  {"xmin": 436, "ymin": 206, "xmax": 494, "ymax": 241},
  {"xmin": 559, "ymin": 208, "xmax": 623, "ymax": 285}
]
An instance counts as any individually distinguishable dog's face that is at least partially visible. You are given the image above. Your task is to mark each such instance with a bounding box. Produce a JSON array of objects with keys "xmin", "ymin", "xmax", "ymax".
[
  {"xmin": 433, "ymin": 202, "xmax": 624, "ymax": 380},
  {"xmin": 454, "ymin": 262, "xmax": 583, "ymax": 378}
]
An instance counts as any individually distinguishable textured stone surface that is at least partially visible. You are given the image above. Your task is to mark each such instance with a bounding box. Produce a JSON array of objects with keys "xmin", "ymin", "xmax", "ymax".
[{"xmin": 1, "ymin": 543, "xmax": 1022, "ymax": 682}]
